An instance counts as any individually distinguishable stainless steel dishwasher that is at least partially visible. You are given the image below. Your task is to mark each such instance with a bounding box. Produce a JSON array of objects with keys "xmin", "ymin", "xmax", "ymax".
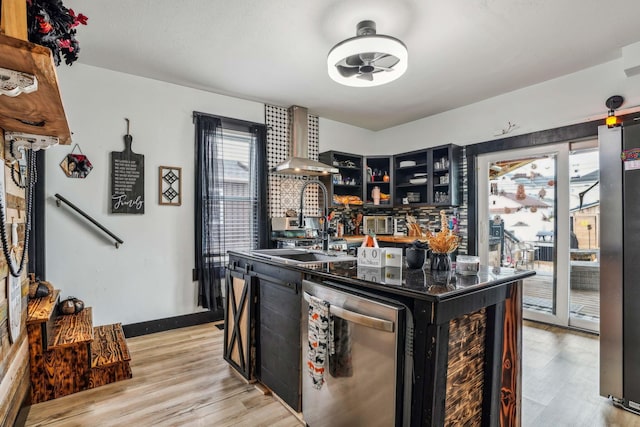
[{"xmin": 301, "ymin": 279, "xmax": 413, "ymax": 427}]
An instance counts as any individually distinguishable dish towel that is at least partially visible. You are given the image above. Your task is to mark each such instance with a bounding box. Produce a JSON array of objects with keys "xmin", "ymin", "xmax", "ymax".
[{"xmin": 308, "ymin": 295, "xmax": 330, "ymax": 389}]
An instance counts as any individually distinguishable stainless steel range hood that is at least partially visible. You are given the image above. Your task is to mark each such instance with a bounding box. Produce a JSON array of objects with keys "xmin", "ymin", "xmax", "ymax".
[{"xmin": 272, "ymin": 105, "xmax": 338, "ymax": 176}]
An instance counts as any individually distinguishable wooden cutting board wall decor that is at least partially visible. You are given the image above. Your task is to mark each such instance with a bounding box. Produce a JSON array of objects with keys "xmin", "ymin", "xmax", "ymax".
[{"xmin": 110, "ymin": 118, "xmax": 144, "ymax": 214}]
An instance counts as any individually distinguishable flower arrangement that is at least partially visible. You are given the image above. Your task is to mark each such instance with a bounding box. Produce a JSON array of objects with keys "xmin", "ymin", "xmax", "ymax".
[
  {"xmin": 421, "ymin": 210, "xmax": 460, "ymax": 254},
  {"xmin": 26, "ymin": 0, "xmax": 88, "ymax": 66}
]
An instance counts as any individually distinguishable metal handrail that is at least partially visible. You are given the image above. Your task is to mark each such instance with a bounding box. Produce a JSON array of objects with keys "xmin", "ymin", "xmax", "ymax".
[{"xmin": 54, "ymin": 193, "xmax": 124, "ymax": 248}]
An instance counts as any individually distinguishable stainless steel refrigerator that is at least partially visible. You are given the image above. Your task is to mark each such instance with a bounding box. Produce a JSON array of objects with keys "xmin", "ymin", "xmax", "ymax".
[{"xmin": 600, "ymin": 122, "xmax": 640, "ymax": 414}]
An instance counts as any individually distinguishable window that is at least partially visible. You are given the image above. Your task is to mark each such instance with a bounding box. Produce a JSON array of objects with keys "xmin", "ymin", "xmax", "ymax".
[
  {"xmin": 194, "ymin": 113, "xmax": 267, "ymax": 311},
  {"xmin": 213, "ymin": 129, "xmax": 259, "ymax": 253}
]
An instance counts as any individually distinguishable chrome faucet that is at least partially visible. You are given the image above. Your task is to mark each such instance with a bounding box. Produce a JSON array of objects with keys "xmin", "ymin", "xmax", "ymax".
[{"xmin": 299, "ymin": 180, "xmax": 330, "ymax": 252}]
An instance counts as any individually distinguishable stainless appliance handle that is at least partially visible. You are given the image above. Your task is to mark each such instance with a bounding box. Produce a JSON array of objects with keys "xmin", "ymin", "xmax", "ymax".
[{"xmin": 303, "ymin": 291, "xmax": 394, "ymax": 333}]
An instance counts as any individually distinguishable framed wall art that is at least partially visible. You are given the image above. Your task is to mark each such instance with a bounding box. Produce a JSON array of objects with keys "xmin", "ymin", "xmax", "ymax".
[
  {"xmin": 111, "ymin": 120, "xmax": 144, "ymax": 214},
  {"xmin": 159, "ymin": 166, "xmax": 182, "ymax": 206},
  {"xmin": 61, "ymin": 144, "xmax": 93, "ymax": 179}
]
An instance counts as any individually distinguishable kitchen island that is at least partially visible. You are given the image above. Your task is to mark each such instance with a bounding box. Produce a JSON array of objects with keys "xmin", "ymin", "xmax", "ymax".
[{"xmin": 225, "ymin": 250, "xmax": 534, "ymax": 426}]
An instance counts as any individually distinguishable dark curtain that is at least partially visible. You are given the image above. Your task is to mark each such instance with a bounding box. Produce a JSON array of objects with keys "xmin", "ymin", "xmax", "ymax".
[
  {"xmin": 194, "ymin": 114, "xmax": 223, "ymax": 310},
  {"xmin": 194, "ymin": 113, "xmax": 268, "ymax": 311},
  {"xmin": 251, "ymin": 124, "xmax": 270, "ymax": 250}
]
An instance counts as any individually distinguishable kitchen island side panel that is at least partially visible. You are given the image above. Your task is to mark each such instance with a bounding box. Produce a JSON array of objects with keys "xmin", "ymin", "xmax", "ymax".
[
  {"xmin": 424, "ymin": 284, "xmax": 521, "ymax": 427},
  {"xmin": 500, "ymin": 282, "xmax": 522, "ymax": 427},
  {"xmin": 444, "ymin": 308, "xmax": 487, "ymax": 425},
  {"xmin": 226, "ymin": 251, "xmax": 531, "ymax": 426}
]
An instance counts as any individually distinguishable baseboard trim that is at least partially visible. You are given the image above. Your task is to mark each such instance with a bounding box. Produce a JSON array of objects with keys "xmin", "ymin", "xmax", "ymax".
[{"xmin": 122, "ymin": 310, "xmax": 223, "ymax": 338}]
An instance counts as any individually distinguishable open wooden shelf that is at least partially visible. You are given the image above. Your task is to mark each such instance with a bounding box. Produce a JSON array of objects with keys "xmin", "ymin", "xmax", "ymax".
[{"xmin": 0, "ymin": 33, "xmax": 72, "ymax": 144}]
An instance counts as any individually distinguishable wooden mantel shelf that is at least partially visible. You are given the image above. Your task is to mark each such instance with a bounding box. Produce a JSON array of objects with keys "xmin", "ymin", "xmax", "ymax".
[{"xmin": 0, "ymin": 33, "xmax": 72, "ymax": 144}]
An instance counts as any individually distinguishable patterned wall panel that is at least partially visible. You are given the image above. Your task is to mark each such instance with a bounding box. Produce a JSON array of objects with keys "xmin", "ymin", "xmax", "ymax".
[{"xmin": 265, "ymin": 105, "xmax": 320, "ymax": 218}]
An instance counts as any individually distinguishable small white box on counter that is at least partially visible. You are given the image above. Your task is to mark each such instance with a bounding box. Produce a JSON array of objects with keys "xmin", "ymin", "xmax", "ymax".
[
  {"xmin": 358, "ymin": 247, "xmax": 384, "ymax": 267},
  {"xmin": 357, "ymin": 247, "xmax": 403, "ymax": 268},
  {"xmin": 384, "ymin": 248, "xmax": 403, "ymax": 267}
]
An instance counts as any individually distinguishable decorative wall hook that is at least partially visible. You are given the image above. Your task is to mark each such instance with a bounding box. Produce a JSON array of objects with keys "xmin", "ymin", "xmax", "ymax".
[{"xmin": 494, "ymin": 121, "xmax": 518, "ymax": 136}]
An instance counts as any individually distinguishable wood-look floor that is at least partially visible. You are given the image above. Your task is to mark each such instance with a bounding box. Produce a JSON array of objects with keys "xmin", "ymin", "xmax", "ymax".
[
  {"xmin": 16, "ymin": 323, "xmax": 302, "ymax": 427},
  {"xmin": 522, "ymin": 321, "xmax": 639, "ymax": 427},
  {"xmin": 16, "ymin": 321, "xmax": 640, "ymax": 426}
]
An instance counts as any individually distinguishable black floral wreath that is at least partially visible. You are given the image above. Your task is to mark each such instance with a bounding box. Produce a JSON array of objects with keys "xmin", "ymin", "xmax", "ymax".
[{"xmin": 26, "ymin": 0, "xmax": 88, "ymax": 66}]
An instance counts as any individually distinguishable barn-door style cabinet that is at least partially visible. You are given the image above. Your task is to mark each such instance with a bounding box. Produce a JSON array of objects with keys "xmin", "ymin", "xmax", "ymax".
[
  {"xmin": 224, "ymin": 255, "xmax": 303, "ymax": 411},
  {"xmin": 223, "ymin": 266, "xmax": 256, "ymax": 380}
]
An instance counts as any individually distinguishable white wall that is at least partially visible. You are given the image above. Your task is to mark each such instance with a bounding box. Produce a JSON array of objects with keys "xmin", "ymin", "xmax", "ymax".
[
  {"xmin": 318, "ymin": 117, "xmax": 375, "ymax": 153},
  {"xmin": 371, "ymin": 58, "xmax": 640, "ymax": 152},
  {"xmin": 47, "ymin": 64, "xmax": 265, "ymax": 326},
  {"xmin": 47, "ymin": 64, "xmax": 370, "ymax": 326},
  {"xmin": 47, "ymin": 56, "xmax": 640, "ymax": 326}
]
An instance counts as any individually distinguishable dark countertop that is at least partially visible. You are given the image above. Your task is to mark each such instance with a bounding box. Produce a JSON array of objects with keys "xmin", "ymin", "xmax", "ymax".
[{"xmin": 229, "ymin": 250, "xmax": 536, "ymax": 302}]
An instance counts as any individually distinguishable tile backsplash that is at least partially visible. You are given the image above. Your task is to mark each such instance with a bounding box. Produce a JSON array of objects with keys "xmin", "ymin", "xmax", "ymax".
[{"xmin": 266, "ymin": 104, "xmax": 320, "ymax": 218}]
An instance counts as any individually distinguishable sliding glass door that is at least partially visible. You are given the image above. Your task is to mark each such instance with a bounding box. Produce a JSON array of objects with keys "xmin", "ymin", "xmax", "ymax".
[
  {"xmin": 478, "ymin": 145, "xmax": 568, "ymax": 326},
  {"xmin": 477, "ymin": 142, "xmax": 599, "ymax": 332},
  {"xmin": 567, "ymin": 146, "xmax": 600, "ymax": 331}
]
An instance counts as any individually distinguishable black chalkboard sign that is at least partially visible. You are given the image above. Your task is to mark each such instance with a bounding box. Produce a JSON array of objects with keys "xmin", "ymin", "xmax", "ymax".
[{"xmin": 111, "ymin": 119, "xmax": 144, "ymax": 214}]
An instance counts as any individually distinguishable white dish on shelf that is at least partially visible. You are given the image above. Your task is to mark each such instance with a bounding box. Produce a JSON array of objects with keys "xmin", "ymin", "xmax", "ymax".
[
  {"xmin": 409, "ymin": 177, "xmax": 427, "ymax": 184},
  {"xmin": 413, "ymin": 172, "xmax": 427, "ymax": 177},
  {"xmin": 399, "ymin": 160, "xmax": 416, "ymax": 168}
]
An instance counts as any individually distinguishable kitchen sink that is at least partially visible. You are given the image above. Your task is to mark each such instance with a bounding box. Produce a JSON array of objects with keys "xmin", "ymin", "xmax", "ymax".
[{"xmin": 251, "ymin": 248, "xmax": 356, "ymax": 264}]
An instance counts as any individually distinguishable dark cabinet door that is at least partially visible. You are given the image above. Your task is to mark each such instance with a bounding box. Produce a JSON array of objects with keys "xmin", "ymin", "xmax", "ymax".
[
  {"xmin": 257, "ymin": 276, "xmax": 302, "ymax": 411},
  {"xmin": 223, "ymin": 269, "xmax": 255, "ymax": 380}
]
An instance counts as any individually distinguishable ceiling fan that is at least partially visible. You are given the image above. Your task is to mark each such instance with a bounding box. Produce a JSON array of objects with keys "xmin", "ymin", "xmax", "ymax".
[
  {"xmin": 327, "ymin": 20, "xmax": 408, "ymax": 87},
  {"xmin": 336, "ymin": 51, "xmax": 399, "ymax": 82}
]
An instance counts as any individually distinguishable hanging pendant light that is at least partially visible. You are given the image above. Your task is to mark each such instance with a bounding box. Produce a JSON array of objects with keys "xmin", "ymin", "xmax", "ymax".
[{"xmin": 327, "ymin": 20, "xmax": 408, "ymax": 87}]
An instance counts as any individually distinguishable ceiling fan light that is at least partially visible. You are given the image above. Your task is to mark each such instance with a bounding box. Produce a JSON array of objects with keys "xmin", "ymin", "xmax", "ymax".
[{"xmin": 327, "ymin": 35, "xmax": 408, "ymax": 87}]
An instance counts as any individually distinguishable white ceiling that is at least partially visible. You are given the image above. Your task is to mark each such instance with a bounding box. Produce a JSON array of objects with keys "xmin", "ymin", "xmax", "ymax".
[{"xmin": 64, "ymin": 0, "xmax": 640, "ymax": 131}]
